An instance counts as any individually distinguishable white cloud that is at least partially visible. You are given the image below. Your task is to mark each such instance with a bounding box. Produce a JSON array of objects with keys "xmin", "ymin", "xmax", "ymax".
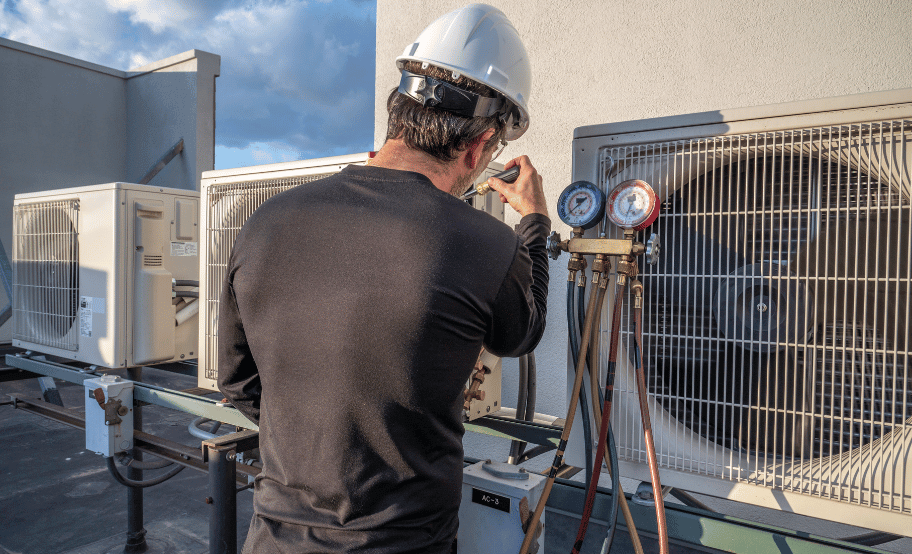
[
  {"xmin": 104, "ymin": 0, "xmax": 193, "ymax": 33},
  {"xmin": 1, "ymin": 0, "xmax": 125, "ymax": 62}
]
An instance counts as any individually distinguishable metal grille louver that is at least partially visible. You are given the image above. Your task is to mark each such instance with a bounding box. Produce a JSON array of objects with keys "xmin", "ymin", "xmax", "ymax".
[
  {"xmin": 12, "ymin": 199, "xmax": 80, "ymax": 351},
  {"xmin": 143, "ymin": 255, "xmax": 162, "ymax": 267},
  {"xmin": 602, "ymin": 119, "xmax": 911, "ymax": 514},
  {"xmin": 203, "ymin": 175, "xmax": 334, "ymax": 381}
]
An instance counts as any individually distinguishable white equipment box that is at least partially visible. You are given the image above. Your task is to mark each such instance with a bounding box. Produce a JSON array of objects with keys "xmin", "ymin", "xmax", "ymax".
[
  {"xmin": 12, "ymin": 183, "xmax": 200, "ymax": 368},
  {"xmin": 458, "ymin": 460, "xmax": 546, "ymax": 554},
  {"xmin": 84, "ymin": 375, "xmax": 133, "ymax": 456}
]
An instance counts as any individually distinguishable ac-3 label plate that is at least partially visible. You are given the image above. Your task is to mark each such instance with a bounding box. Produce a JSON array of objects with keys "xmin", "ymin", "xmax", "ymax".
[{"xmin": 471, "ymin": 488, "xmax": 510, "ymax": 513}]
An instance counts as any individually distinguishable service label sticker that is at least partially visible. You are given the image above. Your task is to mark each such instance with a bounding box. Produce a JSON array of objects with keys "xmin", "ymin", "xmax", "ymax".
[
  {"xmin": 471, "ymin": 487, "xmax": 510, "ymax": 513},
  {"xmin": 171, "ymin": 241, "xmax": 198, "ymax": 257},
  {"xmin": 79, "ymin": 296, "xmax": 93, "ymax": 337}
]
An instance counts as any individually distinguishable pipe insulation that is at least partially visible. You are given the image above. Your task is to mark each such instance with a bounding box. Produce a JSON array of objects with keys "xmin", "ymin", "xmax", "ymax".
[{"xmin": 175, "ymin": 299, "xmax": 199, "ymax": 326}]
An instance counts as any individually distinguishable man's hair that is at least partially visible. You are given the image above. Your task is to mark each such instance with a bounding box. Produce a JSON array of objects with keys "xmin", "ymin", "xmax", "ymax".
[{"xmin": 385, "ymin": 61, "xmax": 506, "ymax": 163}]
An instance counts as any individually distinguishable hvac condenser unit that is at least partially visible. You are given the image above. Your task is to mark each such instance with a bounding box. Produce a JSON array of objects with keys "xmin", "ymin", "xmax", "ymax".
[
  {"xmin": 12, "ymin": 183, "xmax": 199, "ymax": 368},
  {"xmin": 567, "ymin": 89, "xmax": 912, "ymax": 534},
  {"xmin": 197, "ymin": 153, "xmax": 507, "ymax": 422}
]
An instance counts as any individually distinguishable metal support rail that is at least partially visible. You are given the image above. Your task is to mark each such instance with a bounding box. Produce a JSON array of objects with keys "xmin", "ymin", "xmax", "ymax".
[
  {"xmin": 5, "ymin": 354, "xmax": 257, "ymax": 430},
  {"xmin": 7, "ymin": 394, "xmax": 260, "ymax": 484},
  {"xmin": 465, "ymin": 413, "xmax": 563, "ymax": 447},
  {"xmin": 7, "ymin": 352, "xmax": 565, "ymax": 449},
  {"xmin": 544, "ymin": 477, "xmax": 893, "ymax": 554}
]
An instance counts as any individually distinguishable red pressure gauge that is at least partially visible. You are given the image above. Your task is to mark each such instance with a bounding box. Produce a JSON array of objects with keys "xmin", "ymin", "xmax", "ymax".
[{"xmin": 606, "ymin": 179, "xmax": 659, "ymax": 231}]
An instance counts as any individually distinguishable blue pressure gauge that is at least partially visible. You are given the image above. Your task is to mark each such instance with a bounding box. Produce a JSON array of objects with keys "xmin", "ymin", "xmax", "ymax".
[{"xmin": 557, "ymin": 181, "xmax": 605, "ymax": 229}]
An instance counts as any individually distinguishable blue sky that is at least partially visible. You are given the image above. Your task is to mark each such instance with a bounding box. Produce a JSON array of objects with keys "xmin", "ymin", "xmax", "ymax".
[{"xmin": 0, "ymin": 0, "xmax": 376, "ymax": 170}]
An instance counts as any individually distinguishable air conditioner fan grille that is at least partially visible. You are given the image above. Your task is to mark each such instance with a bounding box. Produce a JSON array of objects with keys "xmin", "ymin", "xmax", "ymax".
[
  {"xmin": 600, "ymin": 119, "xmax": 911, "ymax": 514},
  {"xmin": 12, "ymin": 199, "xmax": 80, "ymax": 351}
]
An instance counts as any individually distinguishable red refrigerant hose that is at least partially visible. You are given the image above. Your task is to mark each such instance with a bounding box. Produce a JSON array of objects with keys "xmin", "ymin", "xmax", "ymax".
[
  {"xmin": 569, "ymin": 276, "xmax": 626, "ymax": 554},
  {"xmin": 569, "ymin": 277, "xmax": 669, "ymax": 554}
]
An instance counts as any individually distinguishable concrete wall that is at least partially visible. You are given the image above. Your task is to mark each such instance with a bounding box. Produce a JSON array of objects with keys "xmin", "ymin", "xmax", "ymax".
[
  {"xmin": 375, "ymin": 0, "xmax": 912, "ymax": 465},
  {"xmin": 126, "ymin": 50, "xmax": 220, "ymax": 189},
  {"xmin": 0, "ymin": 38, "xmax": 219, "ymax": 341}
]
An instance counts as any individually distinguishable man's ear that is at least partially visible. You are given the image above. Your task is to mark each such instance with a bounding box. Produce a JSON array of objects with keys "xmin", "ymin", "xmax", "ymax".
[{"xmin": 466, "ymin": 128, "xmax": 497, "ymax": 170}]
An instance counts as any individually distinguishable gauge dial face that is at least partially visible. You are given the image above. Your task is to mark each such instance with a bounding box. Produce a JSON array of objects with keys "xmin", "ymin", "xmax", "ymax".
[
  {"xmin": 606, "ymin": 179, "xmax": 659, "ymax": 230},
  {"xmin": 557, "ymin": 181, "xmax": 605, "ymax": 229}
]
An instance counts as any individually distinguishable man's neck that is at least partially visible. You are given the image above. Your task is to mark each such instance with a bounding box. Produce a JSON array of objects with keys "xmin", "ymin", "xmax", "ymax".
[{"xmin": 367, "ymin": 139, "xmax": 463, "ymax": 196}]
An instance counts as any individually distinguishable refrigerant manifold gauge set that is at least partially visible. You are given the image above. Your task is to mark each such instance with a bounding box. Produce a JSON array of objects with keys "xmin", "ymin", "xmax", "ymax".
[
  {"xmin": 547, "ymin": 179, "xmax": 661, "ymax": 263},
  {"xmin": 520, "ymin": 179, "xmax": 668, "ymax": 554}
]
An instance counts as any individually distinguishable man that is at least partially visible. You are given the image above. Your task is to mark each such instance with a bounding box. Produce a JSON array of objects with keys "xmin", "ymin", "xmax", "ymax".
[{"xmin": 219, "ymin": 4, "xmax": 549, "ymax": 553}]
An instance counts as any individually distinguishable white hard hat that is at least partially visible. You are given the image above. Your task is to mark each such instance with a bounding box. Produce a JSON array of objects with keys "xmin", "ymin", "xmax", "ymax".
[{"xmin": 396, "ymin": 3, "xmax": 531, "ymax": 140}]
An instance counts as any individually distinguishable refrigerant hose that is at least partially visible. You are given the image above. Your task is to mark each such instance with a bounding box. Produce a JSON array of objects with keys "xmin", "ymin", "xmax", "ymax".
[
  {"xmin": 106, "ymin": 456, "xmax": 184, "ymax": 488},
  {"xmin": 116, "ymin": 452, "xmax": 175, "ymax": 470},
  {"xmin": 525, "ymin": 354, "xmax": 537, "ymax": 444},
  {"xmin": 571, "ymin": 275, "xmax": 627, "ymax": 554},
  {"xmin": 632, "ymin": 280, "xmax": 669, "ymax": 554},
  {"xmin": 509, "ymin": 351, "xmax": 538, "ymax": 464},
  {"xmin": 577, "ymin": 276, "xmax": 645, "ymax": 554},
  {"xmin": 568, "ymin": 279, "xmax": 595, "ymax": 492},
  {"xmin": 570, "ymin": 276, "xmax": 629, "ymax": 554},
  {"xmin": 508, "ymin": 355, "xmax": 529, "ymax": 464},
  {"xmin": 518, "ymin": 275, "xmax": 607, "ymax": 554},
  {"xmin": 575, "ymin": 277, "xmax": 621, "ymax": 554}
]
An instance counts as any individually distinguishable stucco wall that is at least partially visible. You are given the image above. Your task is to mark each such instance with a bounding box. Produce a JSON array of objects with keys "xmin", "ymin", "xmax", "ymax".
[
  {"xmin": 374, "ymin": 0, "xmax": 912, "ymax": 465},
  {"xmin": 0, "ymin": 39, "xmax": 219, "ymax": 341},
  {"xmin": 125, "ymin": 50, "xmax": 220, "ymax": 188}
]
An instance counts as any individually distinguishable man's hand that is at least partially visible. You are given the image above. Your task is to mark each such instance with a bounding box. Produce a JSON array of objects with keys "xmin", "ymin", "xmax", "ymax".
[{"xmin": 488, "ymin": 155, "xmax": 548, "ymax": 218}]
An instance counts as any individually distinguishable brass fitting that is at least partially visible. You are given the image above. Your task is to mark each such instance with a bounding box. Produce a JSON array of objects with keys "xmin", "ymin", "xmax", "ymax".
[
  {"xmin": 567, "ymin": 254, "xmax": 587, "ymax": 274},
  {"xmin": 567, "ymin": 253, "xmax": 587, "ymax": 282},
  {"xmin": 577, "ymin": 272, "xmax": 588, "ymax": 288},
  {"xmin": 631, "ymin": 279, "xmax": 644, "ymax": 309},
  {"xmin": 591, "ymin": 254, "xmax": 611, "ymax": 275},
  {"xmin": 616, "ymin": 258, "xmax": 639, "ymax": 279}
]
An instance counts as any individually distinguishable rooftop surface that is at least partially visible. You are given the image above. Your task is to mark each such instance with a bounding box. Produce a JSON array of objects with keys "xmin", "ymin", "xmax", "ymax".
[{"xmin": 1, "ymin": 352, "xmax": 909, "ymax": 554}]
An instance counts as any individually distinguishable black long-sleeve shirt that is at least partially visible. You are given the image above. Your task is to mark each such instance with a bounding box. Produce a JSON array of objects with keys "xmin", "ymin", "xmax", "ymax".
[{"xmin": 218, "ymin": 164, "xmax": 549, "ymax": 554}]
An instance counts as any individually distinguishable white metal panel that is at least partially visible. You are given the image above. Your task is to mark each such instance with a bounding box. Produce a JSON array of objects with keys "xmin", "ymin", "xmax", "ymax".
[{"xmin": 13, "ymin": 183, "xmax": 199, "ymax": 368}]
